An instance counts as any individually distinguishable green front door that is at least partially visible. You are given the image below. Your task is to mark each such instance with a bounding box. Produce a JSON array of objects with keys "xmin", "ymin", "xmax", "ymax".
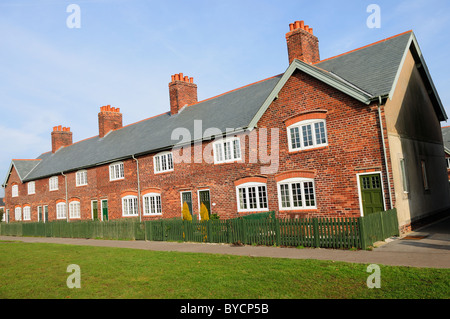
[
  {"xmin": 199, "ymin": 190, "xmax": 211, "ymax": 219},
  {"xmin": 102, "ymin": 200, "xmax": 108, "ymax": 221},
  {"xmin": 360, "ymin": 174, "xmax": 384, "ymax": 216}
]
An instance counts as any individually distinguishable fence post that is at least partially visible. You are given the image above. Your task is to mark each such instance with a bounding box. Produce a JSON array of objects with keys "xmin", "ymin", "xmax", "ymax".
[
  {"xmin": 275, "ymin": 218, "xmax": 281, "ymax": 247},
  {"xmin": 161, "ymin": 219, "xmax": 166, "ymax": 241},
  {"xmin": 313, "ymin": 218, "xmax": 320, "ymax": 248},
  {"xmin": 358, "ymin": 217, "xmax": 367, "ymax": 249}
]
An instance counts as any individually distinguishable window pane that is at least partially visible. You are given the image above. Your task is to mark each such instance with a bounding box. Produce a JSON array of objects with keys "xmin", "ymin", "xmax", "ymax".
[
  {"xmin": 302, "ymin": 124, "xmax": 313, "ymax": 147},
  {"xmin": 280, "ymin": 184, "xmax": 290, "ymax": 208},
  {"xmin": 224, "ymin": 141, "xmax": 232, "ymax": 161},
  {"xmin": 233, "ymin": 139, "xmax": 241, "ymax": 160},
  {"xmin": 258, "ymin": 186, "xmax": 268, "ymax": 208},
  {"xmin": 290, "ymin": 127, "xmax": 301, "ymax": 149},
  {"xmin": 238, "ymin": 188, "xmax": 247, "ymax": 210},
  {"xmin": 304, "ymin": 182, "xmax": 315, "ymax": 207},
  {"xmin": 215, "ymin": 143, "xmax": 223, "ymax": 162},
  {"xmin": 292, "ymin": 183, "xmax": 303, "ymax": 207},
  {"xmin": 314, "ymin": 122, "xmax": 327, "ymax": 145},
  {"xmin": 248, "ymin": 187, "xmax": 257, "ymax": 209},
  {"xmin": 167, "ymin": 153, "xmax": 173, "ymax": 170}
]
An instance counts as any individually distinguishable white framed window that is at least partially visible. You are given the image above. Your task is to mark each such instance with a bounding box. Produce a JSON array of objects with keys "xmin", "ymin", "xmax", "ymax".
[
  {"xmin": 154, "ymin": 152, "xmax": 174, "ymax": 174},
  {"xmin": 49, "ymin": 176, "xmax": 59, "ymax": 191},
  {"xmin": 277, "ymin": 178, "xmax": 317, "ymax": 210},
  {"xmin": 76, "ymin": 170, "xmax": 88, "ymax": 186},
  {"xmin": 143, "ymin": 193, "xmax": 162, "ymax": 216},
  {"xmin": 109, "ymin": 162, "xmax": 124, "ymax": 181},
  {"xmin": 23, "ymin": 206, "xmax": 31, "ymax": 221},
  {"xmin": 446, "ymin": 158, "xmax": 450, "ymax": 169},
  {"xmin": 236, "ymin": 182, "xmax": 268, "ymax": 212},
  {"xmin": 122, "ymin": 195, "xmax": 138, "ymax": 216},
  {"xmin": 14, "ymin": 207, "xmax": 22, "ymax": 221},
  {"xmin": 56, "ymin": 202, "xmax": 67, "ymax": 219},
  {"xmin": 69, "ymin": 201, "xmax": 81, "ymax": 219},
  {"xmin": 12, "ymin": 184, "xmax": 18, "ymax": 197},
  {"xmin": 214, "ymin": 137, "xmax": 242, "ymax": 164},
  {"xmin": 27, "ymin": 182, "xmax": 35, "ymax": 195},
  {"xmin": 288, "ymin": 119, "xmax": 328, "ymax": 152}
]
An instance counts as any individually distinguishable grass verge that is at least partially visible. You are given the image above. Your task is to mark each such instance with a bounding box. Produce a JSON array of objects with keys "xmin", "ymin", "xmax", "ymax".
[{"xmin": 0, "ymin": 241, "xmax": 448, "ymax": 299}]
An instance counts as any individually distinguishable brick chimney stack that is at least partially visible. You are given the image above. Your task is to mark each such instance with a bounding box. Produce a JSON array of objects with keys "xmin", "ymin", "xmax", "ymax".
[
  {"xmin": 169, "ymin": 73, "xmax": 197, "ymax": 115},
  {"xmin": 98, "ymin": 105, "xmax": 123, "ymax": 138},
  {"xmin": 51, "ymin": 126, "xmax": 73, "ymax": 153},
  {"xmin": 286, "ymin": 20, "xmax": 320, "ymax": 64}
]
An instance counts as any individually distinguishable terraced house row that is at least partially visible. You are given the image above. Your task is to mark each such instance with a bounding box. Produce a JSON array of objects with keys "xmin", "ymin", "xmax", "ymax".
[{"xmin": 3, "ymin": 20, "xmax": 449, "ymax": 234}]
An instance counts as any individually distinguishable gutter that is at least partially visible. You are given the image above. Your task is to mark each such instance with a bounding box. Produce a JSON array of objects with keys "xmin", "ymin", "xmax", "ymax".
[{"xmin": 377, "ymin": 97, "xmax": 394, "ymax": 210}]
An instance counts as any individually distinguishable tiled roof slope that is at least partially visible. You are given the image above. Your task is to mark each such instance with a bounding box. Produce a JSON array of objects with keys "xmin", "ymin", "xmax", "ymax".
[{"xmin": 315, "ymin": 31, "xmax": 412, "ymax": 97}]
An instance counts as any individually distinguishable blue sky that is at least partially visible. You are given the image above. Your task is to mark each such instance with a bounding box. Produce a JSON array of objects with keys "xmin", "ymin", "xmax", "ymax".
[{"xmin": 1, "ymin": 0, "xmax": 449, "ymax": 197}]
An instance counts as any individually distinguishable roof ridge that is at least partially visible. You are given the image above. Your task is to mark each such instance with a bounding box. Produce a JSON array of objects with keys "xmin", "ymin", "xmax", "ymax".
[
  {"xmin": 195, "ymin": 73, "xmax": 284, "ymax": 105},
  {"xmin": 315, "ymin": 30, "xmax": 413, "ymax": 64}
]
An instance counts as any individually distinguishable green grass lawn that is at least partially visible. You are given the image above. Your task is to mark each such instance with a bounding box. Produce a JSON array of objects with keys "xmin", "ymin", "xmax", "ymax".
[{"xmin": 0, "ymin": 240, "xmax": 448, "ymax": 299}]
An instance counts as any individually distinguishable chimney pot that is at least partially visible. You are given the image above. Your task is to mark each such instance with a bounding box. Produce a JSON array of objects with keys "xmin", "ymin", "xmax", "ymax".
[
  {"xmin": 286, "ymin": 19, "xmax": 320, "ymax": 64},
  {"xmin": 98, "ymin": 105, "xmax": 123, "ymax": 138},
  {"xmin": 51, "ymin": 124, "xmax": 73, "ymax": 153},
  {"xmin": 169, "ymin": 73, "xmax": 198, "ymax": 115}
]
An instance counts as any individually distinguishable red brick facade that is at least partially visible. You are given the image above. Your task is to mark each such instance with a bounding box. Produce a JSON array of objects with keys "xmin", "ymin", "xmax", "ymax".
[{"xmin": 2, "ymin": 20, "xmax": 395, "ymax": 223}]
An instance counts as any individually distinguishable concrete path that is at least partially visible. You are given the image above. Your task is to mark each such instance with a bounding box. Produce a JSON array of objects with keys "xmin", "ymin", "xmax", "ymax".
[{"xmin": 1, "ymin": 216, "xmax": 449, "ymax": 269}]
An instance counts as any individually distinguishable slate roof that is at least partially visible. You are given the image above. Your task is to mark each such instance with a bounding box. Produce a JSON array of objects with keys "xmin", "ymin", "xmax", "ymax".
[
  {"xmin": 315, "ymin": 31, "xmax": 412, "ymax": 97},
  {"xmin": 4, "ymin": 30, "xmax": 446, "ymax": 184}
]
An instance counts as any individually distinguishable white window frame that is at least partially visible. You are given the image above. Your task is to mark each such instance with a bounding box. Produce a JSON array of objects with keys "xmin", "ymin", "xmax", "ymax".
[
  {"xmin": 446, "ymin": 158, "xmax": 450, "ymax": 169},
  {"xmin": 213, "ymin": 137, "xmax": 242, "ymax": 164},
  {"xmin": 109, "ymin": 162, "xmax": 124, "ymax": 181},
  {"xmin": 122, "ymin": 195, "xmax": 138, "ymax": 217},
  {"xmin": 76, "ymin": 170, "xmax": 88, "ymax": 186},
  {"xmin": 12, "ymin": 185, "xmax": 18, "ymax": 197},
  {"xmin": 277, "ymin": 178, "xmax": 317, "ymax": 211},
  {"xmin": 14, "ymin": 207, "xmax": 22, "ymax": 221},
  {"xmin": 69, "ymin": 201, "xmax": 81, "ymax": 219},
  {"xmin": 23, "ymin": 206, "xmax": 31, "ymax": 221},
  {"xmin": 49, "ymin": 176, "xmax": 59, "ymax": 191},
  {"xmin": 287, "ymin": 119, "xmax": 328, "ymax": 152},
  {"xmin": 142, "ymin": 193, "xmax": 162, "ymax": 216},
  {"xmin": 56, "ymin": 202, "xmax": 67, "ymax": 219},
  {"xmin": 236, "ymin": 182, "xmax": 269, "ymax": 213},
  {"xmin": 27, "ymin": 182, "xmax": 35, "ymax": 195},
  {"xmin": 154, "ymin": 152, "xmax": 174, "ymax": 174}
]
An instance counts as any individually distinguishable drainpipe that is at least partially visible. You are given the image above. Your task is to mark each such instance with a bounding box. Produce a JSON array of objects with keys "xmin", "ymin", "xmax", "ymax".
[
  {"xmin": 132, "ymin": 155, "xmax": 142, "ymax": 222},
  {"xmin": 377, "ymin": 97, "xmax": 394, "ymax": 210},
  {"xmin": 61, "ymin": 172, "xmax": 69, "ymax": 222}
]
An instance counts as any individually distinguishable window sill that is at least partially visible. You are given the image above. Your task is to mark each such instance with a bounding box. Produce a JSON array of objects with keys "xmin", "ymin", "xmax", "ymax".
[
  {"xmin": 154, "ymin": 169, "xmax": 174, "ymax": 175},
  {"xmin": 289, "ymin": 145, "xmax": 329, "ymax": 154}
]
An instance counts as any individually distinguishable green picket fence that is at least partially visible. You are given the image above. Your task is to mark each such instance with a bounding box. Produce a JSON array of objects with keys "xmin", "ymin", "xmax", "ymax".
[{"xmin": 0, "ymin": 209, "xmax": 399, "ymax": 249}]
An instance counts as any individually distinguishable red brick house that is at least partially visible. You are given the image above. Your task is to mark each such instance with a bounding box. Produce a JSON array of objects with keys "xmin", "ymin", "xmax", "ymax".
[{"xmin": 3, "ymin": 21, "xmax": 449, "ymax": 234}]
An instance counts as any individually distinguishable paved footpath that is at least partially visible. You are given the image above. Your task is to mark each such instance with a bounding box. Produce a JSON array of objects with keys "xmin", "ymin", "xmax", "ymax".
[{"xmin": 1, "ymin": 216, "xmax": 449, "ymax": 269}]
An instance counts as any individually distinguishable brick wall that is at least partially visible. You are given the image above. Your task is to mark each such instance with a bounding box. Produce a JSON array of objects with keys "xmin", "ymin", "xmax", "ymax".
[{"xmin": 3, "ymin": 69, "xmax": 391, "ymax": 223}]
